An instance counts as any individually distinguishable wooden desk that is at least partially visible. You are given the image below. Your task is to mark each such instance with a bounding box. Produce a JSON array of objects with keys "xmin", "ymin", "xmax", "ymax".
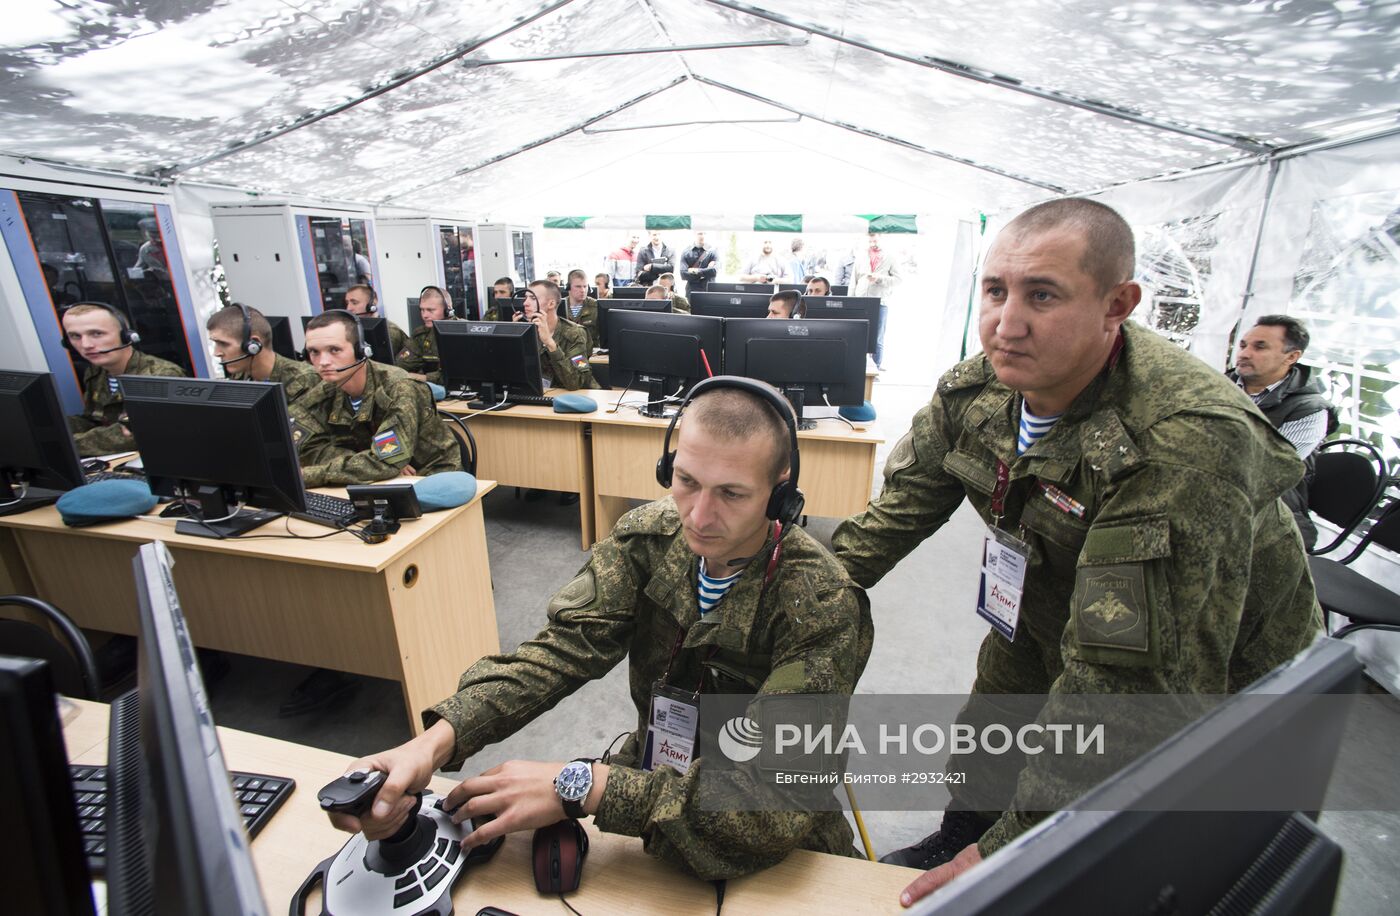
[
  {"xmin": 2, "ymin": 484, "xmax": 501, "ymax": 734},
  {"xmin": 439, "ymin": 400, "xmax": 595, "ymax": 550},
  {"xmin": 588, "ymin": 406, "xmax": 882, "ymax": 545},
  {"xmin": 63, "ymin": 699, "xmax": 917, "ymax": 914}
]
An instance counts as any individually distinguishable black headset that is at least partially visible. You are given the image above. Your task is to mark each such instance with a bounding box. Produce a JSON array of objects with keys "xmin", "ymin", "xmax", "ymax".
[
  {"xmin": 320, "ymin": 308, "xmax": 373, "ymax": 362},
  {"xmin": 418, "ymin": 285, "xmax": 455, "ymax": 319},
  {"xmin": 236, "ymin": 302, "xmax": 262, "ymax": 357},
  {"xmin": 59, "ymin": 302, "xmax": 140, "ymax": 353},
  {"xmin": 656, "ymin": 375, "xmax": 804, "ymax": 526},
  {"xmin": 350, "ymin": 284, "xmax": 379, "ymax": 315}
]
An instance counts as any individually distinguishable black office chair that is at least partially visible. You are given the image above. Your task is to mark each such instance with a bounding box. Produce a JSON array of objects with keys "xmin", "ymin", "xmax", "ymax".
[
  {"xmin": 1307, "ymin": 438, "xmax": 1389, "ymax": 556},
  {"xmin": 0, "ymin": 595, "xmax": 102, "ymax": 699},
  {"xmin": 1308, "ymin": 499, "xmax": 1400, "ymax": 639},
  {"xmin": 437, "ymin": 409, "xmax": 478, "ymax": 476}
]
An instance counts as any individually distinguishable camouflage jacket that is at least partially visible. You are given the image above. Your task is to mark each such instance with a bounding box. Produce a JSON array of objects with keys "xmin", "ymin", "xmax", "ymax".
[
  {"xmin": 385, "ymin": 319, "xmax": 409, "ymax": 357},
  {"xmin": 228, "ymin": 353, "xmax": 320, "ymax": 407},
  {"xmin": 562, "ymin": 297, "xmax": 600, "ymax": 353},
  {"xmin": 670, "ymin": 295, "xmax": 691, "ymax": 314},
  {"xmin": 67, "ymin": 349, "xmax": 185, "ymax": 457},
  {"xmin": 541, "ymin": 318, "xmax": 601, "ymax": 390},
  {"xmin": 290, "ymin": 360, "xmax": 461, "ymax": 487},
  {"xmin": 396, "ymin": 323, "xmax": 444, "ymax": 385},
  {"xmin": 832, "ymin": 321, "xmax": 1321, "ymax": 854},
  {"xmin": 426, "ymin": 498, "xmax": 873, "ymax": 880}
]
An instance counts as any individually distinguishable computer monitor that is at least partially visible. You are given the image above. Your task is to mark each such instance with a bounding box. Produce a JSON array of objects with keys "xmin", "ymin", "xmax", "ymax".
[
  {"xmin": 608, "ymin": 311, "xmax": 724, "ymax": 418},
  {"xmin": 801, "ymin": 296, "xmax": 883, "ymax": 355},
  {"xmin": 596, "ymin": 296, "xmax": 673, "ymax": 349},
  {"xmin": 776, "ymin": 283, "xmax": 806, "ymax": 294},
  {"xmin": 708, "ymin": 281, "xmax": 774, "ymax": 294},
  {"xmin": 722, "ymin": 318, "xmax": 867, "ymax": 428},
  {"xmin": 263, "ymin": 316, "xmax": 297, "ymax": 361},
  {"xmin": 105, "ymin": 541, "xmax": 269, "ymax": 915},
  {"xmin": 300, "ymin": 315, "xmax": 395, "ymax": 366},
  {"xmin": 406, "ymin": 297, "xmax": 422, "ymax": 333},
  {"xmin": 689, "ymin": 291, "xmax": 773, "ymax": 318},
  {"xmin": 0, "ymin": 369, "xmax": 87, "ymax": 515},
  {"xmin": 120, "ymin": 377, "xmax": 307, "ymax": 537},
  {"xmin": 0, "ymin": 655, "xmax": 97, "ymax": 915},
  {"xmin": 434, "ymin": 320, "xmax": 544, "ymax": 404},
  {"xmin": 611, "ymin": 285, "xmax": 648, "ymax": 300},
  {"xmin": 914, "ymin": 638, "xmax": 1361, "ymax": 916}
]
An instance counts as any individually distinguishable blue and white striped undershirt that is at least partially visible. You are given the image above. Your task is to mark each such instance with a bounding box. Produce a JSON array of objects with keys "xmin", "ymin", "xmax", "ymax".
[
  {"xmin": 697, "ymin": 559, "xmax": 742, "ymax": 616},
  {"xmin": 107, "ymin": 377, "xmax": 121, "ymax": 395},
  {"xmin": 1017, "ymin": 403, "xmax": 1062, "ymax": 455},
  {"xmin": 569, "ymin": 302, "xmax": 583, "ymax": 319},
  {"xmin": 348, "ymin": 396, "xmax": 364, "ymax": 413}
]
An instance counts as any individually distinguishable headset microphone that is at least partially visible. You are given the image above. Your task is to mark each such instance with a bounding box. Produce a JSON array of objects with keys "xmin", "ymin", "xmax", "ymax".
[
  {"xmin": 91, "ymin": 342, "xmax": 135, "ymax": 355},
  {"xmin": 219, "ymin": 351, "xmax": 254, "ymax": 371}
]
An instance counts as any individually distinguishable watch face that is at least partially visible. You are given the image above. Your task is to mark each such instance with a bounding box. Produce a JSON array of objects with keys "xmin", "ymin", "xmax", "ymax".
[{"xmin": 556, "ymin": 761, "xmax": 591, "ymax": 802}]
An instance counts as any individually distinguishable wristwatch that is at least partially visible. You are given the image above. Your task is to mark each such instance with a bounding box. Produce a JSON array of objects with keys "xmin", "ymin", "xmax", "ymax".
[{"xmin": 554, "ymin": 758, "xmax": 594, "ymax": 820}]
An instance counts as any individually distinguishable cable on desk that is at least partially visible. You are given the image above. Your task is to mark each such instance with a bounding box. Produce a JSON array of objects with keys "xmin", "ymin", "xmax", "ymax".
[
  {"xmin": 822, "ymin": 394, "xmax": 857, "ymax": 431},
  {"xmin": 560, "ymin": 894, "xmax": 584, "ymax": 916}
]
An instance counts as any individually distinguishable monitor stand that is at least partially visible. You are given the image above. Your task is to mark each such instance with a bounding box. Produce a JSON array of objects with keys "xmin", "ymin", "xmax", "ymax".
[
  {"xmin": 782, "ymin": 386, "xmax": 816, "ymax": 431},
  {"xmin": 170, "ymin": 483, "xmax": 283, "ymax": 538},
  {"xmin": 637, "ymin": 375, "xmax": 679, "ymax": 419},
  {"xmin": 0, "ymin": 487, "xmax": 62, "ymax": 518}
]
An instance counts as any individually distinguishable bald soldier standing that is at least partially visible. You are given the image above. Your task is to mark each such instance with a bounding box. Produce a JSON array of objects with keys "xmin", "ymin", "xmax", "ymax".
[
  {"xmin": 831, "ymin": 198, "xmax": 1321, "ymax": 906},
  {"xmin": 61, "ymin": 302, "xmax": 185, "ymax": 456}
]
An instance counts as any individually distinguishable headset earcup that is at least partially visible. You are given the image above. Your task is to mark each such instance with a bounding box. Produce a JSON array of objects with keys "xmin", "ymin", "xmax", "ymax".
[
  {"xmin": 655, "ymin": 452, "xmax": 674, "ymax": 488},
  {"xmin": 766, "ymin": 481, "xmax": 804, "ymax": 524},
  {"xmin": 125, "ymin": 329, "xmax": 141, "ymax": 346},
  {"xmin": 247, "ymin": 338, "xmax": 262, "ymax": 356}
]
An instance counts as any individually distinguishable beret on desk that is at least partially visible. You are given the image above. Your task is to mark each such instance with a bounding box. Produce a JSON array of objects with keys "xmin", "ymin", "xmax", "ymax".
[
  {"xmin": 427, "ymin": 382, "xmax": 446, "ymax": 402},
  {"xmin": 56, "ymin": 479, "xmax": 159, "ymax": 527},
  {"xmin": 839, "ymin": 400, "xmax": 877, "ymax": 422},
  {"xmin": 553, "ymin": 393, "xmax": 597, "ymax": 414},
  {"xmin": 412, "ymin": 472, "xmax": 477, "ymax": 511}
]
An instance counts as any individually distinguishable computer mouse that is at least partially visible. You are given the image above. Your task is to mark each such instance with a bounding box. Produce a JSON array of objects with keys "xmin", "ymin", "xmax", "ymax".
[{"xmin": 532, "ymin": 818, "xmax": 589, "ymax": 894}]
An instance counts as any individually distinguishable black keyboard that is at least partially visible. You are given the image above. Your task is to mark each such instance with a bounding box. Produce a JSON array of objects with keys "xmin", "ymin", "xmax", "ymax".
[
  {"xmin": 70, "ymin": 764, "xmax": 294, "ymax": 875},
  {"xmin": 84, "ymin": 470, "xmax": 145, "ymax": 483},
  {"xmin": 468, "ymin": 394, "xmax": 554, "ymax": 410},
  {"xmin": 291, "ymin": 491, "xmax": 358, "ymax": 528}
]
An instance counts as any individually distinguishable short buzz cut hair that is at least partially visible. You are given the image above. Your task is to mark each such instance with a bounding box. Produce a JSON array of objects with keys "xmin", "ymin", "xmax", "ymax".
[
  {"xmin": 206, "ymin": 303, "xmax": 271, "ymax": 344},
  {"xmin": 769, "ymin": 289, "xmax": 801, "ymax": 316},
  {"xmin": 684, "ymin": 383, "xmax": 793, "ymax": 484},
  {"xmin": 1254, "ymin": 314, "xmax": 1310, "ymax": 354},
  {"xmin": 305, "ymin": 309, "xmax": 359, "ymax": 345},
  {"xmin": 806, "ymin": 275, "xmax": 831, "ymax": 293},
  {"xmin": 1003, "ymin": 197, "xmax": 1136, "ymax": 294},
  {"xmin": 567, "ymin": 268, "xmax": 587, "ymax": 283},
  {"xmin": 62, "ymin": 302, "xmax": 125, "ymax": 328},
  {"xmin": 528, "ymin": 279, "xmax": 561, "ymax": 304},
  {"xmin": 346, "ymin": 283, "xmax": 376, "ymax": 304},
  {"xmin": 645, "ymin": 284, "xmax": 668, "ymax": 299},
  {"xmin": 658, "ymin": 272, "xmax": 675, "ymax": 283},
  {"xmin": 494, "ymin": 277, "xmax": 515, "ymax": 292}
]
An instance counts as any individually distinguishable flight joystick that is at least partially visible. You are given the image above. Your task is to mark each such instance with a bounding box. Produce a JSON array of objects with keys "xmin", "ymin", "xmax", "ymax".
[{"xmin": 292, "ymin": 770, "xmax": 504, "ymax": 916}]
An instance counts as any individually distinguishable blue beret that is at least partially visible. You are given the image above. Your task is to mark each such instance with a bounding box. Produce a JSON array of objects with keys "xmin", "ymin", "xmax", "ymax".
[
  {"xmin": 427, "ymin": 382, "xmax": 446, "ymax": 402},
  {"xmin": 413, "ymin": 472, "xmax": 477, "ymax": 511},
  {"xmin": 839, "ymin": 400, "xmax": 877, "ymax": 422},
  {"xmin": 57, "ymin": 479, "xmax": 158, "ymax": 527},
  {"xmin": 553, "ymin": 393, "xmax": 597, "ymax": 414}
]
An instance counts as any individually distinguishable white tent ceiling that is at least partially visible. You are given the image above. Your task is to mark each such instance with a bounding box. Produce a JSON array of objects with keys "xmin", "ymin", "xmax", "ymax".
[{"xmin": 2, "ymin": 0, "xmax": 1398, "ymax": 215}]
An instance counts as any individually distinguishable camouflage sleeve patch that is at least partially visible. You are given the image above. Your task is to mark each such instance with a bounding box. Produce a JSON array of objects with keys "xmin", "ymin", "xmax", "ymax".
[
  {"xmin": 1070, "ymin": 515, "xmax": 1173, "ymax": 667},
  {"xmin": 547, "ymin": 569, "xmax": 596, "ymax": 619},
  {"xmin": 1072, "ymin": 565, "xmax": 1150, "ymax": 652},
  {"xmin": 289, "ymin": 417, "xmax": 309, "ymax": 449},
  {"xmin": 883, "ymin": 430, "xmax": 918, "ymax": 481}
]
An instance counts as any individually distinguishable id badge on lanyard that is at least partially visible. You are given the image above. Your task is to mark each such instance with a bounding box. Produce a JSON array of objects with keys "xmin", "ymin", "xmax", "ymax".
[
  {"xmin": 644, "ymin": 680, "xmax": 700, "ymax": 774},
  {"xmin": 978, "ymin": 459, "xmax": 1030, "ymax": 641}
]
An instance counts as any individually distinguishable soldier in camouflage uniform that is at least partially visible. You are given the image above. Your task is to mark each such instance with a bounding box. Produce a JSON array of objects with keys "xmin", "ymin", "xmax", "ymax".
[
  {"xmin": 293, "ymin": 310, "xmax": 461, "ymax": 488},
  {"xmin": 830, "ymin": 199, "xmax": 1321, "ymax": 906},
  {"xmin": 395, "ymin": 285, "xmax": 454, "ymax": 384},
  {"xmin": 658, "ymin": 272, "xmax": 691, "ymax": 314},
  {"xmin": 326, "ymin": 382, "xmax": 873, "ymax": 881},
  {"xmin": 61, "ymin": 303, "xmax": 185, "ymax": 457},
  {"xmin": 562, "ymin": 270, "xmax": 601, "ymax": 352},
  {"xmin": 205, "ymin": 304, "xmax": 319, "ymax": 405},
  {"xmin": 344, "ymin": 284, "xmax": 409, "ymax": 355},
  {"xmin": 513, "ymin": 279, "xmax": 600, "ymax": 390}
]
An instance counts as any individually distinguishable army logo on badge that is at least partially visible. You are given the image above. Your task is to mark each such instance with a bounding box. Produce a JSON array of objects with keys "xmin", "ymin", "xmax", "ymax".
[
  {"xmin": 1073, "ymin": 566, "xmax": 1148, "ymax": 652},
  {"xmin": 372, "ymin": 428, "xmax": 404, "ymax": 459}
]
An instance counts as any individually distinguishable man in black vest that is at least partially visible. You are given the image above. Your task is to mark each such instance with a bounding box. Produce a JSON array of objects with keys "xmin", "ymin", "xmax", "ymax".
[{"xmin": 1228, "ymin": 315, "xmax": 1337, "ymax": 549}]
